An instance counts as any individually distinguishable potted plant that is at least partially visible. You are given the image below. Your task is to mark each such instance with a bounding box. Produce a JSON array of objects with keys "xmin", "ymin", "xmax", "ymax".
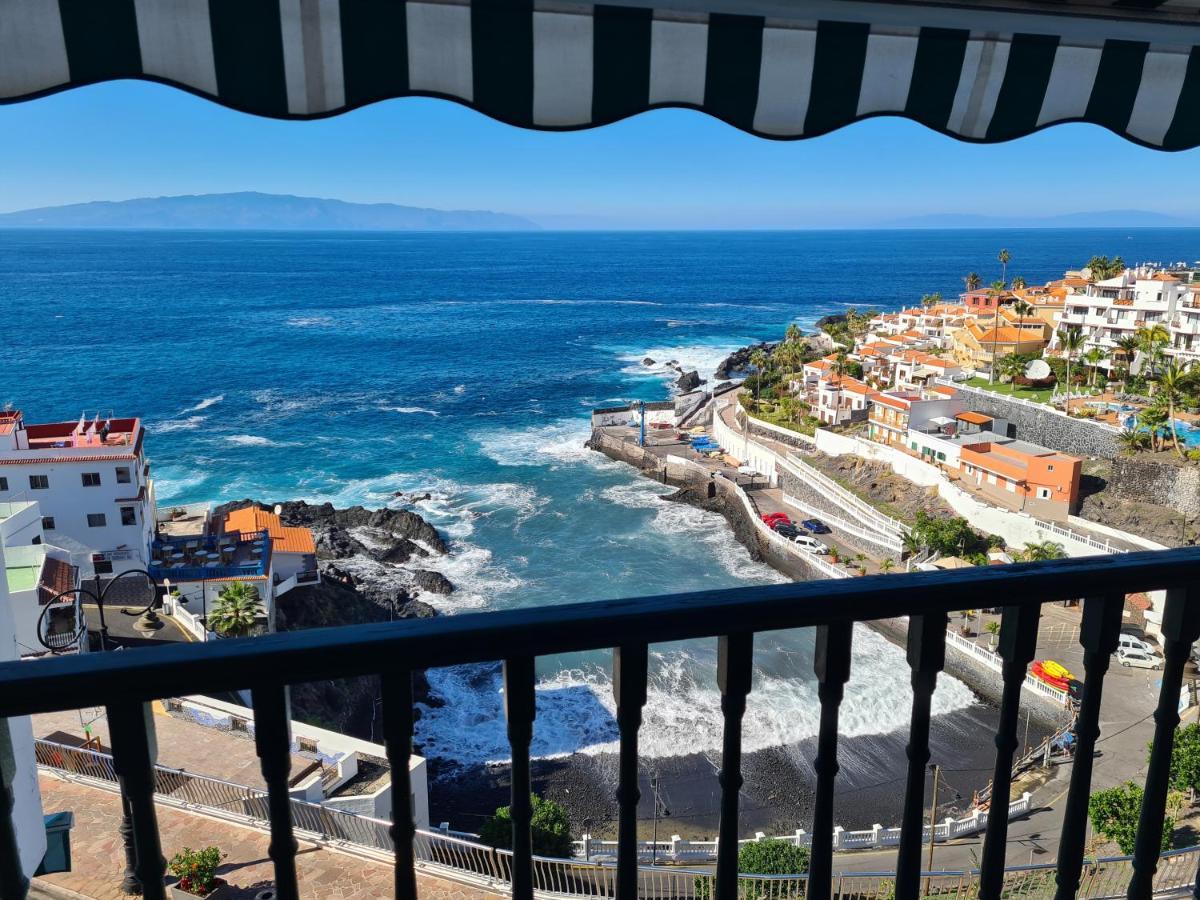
[
  {"xmin": 167, "ymin": 846, "xmax": 228, "ymax": 898},
  {"xmin": 985, "ymin": 620, "xmax": 1001, "ymax": 650}
]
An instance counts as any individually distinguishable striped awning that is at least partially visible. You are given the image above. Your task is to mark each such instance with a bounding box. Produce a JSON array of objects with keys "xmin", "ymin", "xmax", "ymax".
[{"xmin": 2, "ymin": 0, "xmax": 1199, "ymax": 149}]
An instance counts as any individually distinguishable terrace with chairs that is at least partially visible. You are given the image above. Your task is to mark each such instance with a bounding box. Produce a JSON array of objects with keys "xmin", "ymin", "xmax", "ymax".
[{"xmin": 148, "ymin": 530, "xmax": 271, "ymax": 584}]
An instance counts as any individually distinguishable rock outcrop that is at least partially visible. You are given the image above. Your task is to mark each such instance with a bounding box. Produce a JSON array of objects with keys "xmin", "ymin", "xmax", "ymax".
[
  {"xmin": 714, "ymin": 342, "xmax": 778, "ymax": 380},
  {"xmin": 675, "ymin": 370, "xmax": 703, "ymax": 392}
]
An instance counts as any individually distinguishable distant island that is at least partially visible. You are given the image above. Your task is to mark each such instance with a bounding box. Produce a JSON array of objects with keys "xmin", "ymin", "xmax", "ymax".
[
  {"xmin": 884, "ymin": 209, "xmax": 1200, "ymax": 229},
  {"xmin": 0, "ymin": 191, "xmax": 539, "ymax": 231}
]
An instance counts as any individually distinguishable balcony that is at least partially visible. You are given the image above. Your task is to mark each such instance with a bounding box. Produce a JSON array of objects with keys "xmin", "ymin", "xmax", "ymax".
[
  {"xmin": 3, "ymin": 549, "xmax": 1200, "ymax": 899},
  {"xmin": 148, "ymin": 530, "xmax": 271, "ymax": 583}
]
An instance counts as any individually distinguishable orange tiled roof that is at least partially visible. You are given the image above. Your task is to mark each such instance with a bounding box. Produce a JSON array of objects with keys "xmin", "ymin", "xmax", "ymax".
[
  {"xmin": 872, "ymin": 393, "xmax": 911, "ymax": 410},
  {"xmin": 223, "ymin": 507, "xmax": 317, "ymax": 555},
  {"xmin": 956, "ymin": 411, "xmax": 993, "ymax": 425},
  {"xmin": 929, "ymin": 385, "xmax": 957, "ymax": 396}
]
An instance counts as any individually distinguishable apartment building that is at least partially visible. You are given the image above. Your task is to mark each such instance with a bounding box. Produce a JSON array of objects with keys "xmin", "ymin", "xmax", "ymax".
[
  {"xmin": 949, "ymin": 311, "xmax": 1052, "ymax": 371},
  {"xmin": 1055, "ymin": 266, "xmax": 1200, "ymax": 363},
  {"xmin": 867, "ymin": 387, "xmax": 963, "ymax": 449},
  {"xmin": 958, "ymin": 438, "xmax": 1082, "ymax": 521},
  {"xmin": 814, "ymin": 376, "xmax": 874, "ymax": 426},
  {"xmin": 0, "ymin": 410, "xmax": 155, "ymax": 580},
  {"xmin": 889, "ymin": 350, "xmax": 964, "ymax": 390},
  {"xmin": 1, "ymin": 501, "xmax": 82, "ymax": 657}
]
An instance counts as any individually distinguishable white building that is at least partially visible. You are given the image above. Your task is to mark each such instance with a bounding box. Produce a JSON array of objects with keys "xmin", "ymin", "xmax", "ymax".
[
  {"xmin": 1, "ymin": 501, "xmax": 82, "ymax": 657},
  {"xmin": 0, "ymin": 410, "xmax": 156, "ymax": 581},
  {"xmin": 1056, "ymin": 266, "xmax": 1200, "ymax": 365},
  {"xmin": 0, "ymin": 506, "xmax": 49, "ymax": 883}
]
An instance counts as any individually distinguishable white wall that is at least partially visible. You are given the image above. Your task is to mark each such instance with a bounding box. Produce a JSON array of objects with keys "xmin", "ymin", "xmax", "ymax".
[
  {"xmin": 712, "ymin": 405, "xmax": 779, "ymax": 484},
  {"xmin": 0, "ymin": 537, "xmax": 47, "ymax": 879}
]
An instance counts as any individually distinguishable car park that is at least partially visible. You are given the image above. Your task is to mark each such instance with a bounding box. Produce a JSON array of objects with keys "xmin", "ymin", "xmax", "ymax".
[{"xmin": 1117, "ymin": 647, "xmax": 1164, "ymax": 670}]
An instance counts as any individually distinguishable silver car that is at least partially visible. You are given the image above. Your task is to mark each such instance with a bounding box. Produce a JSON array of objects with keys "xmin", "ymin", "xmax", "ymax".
[{"xmin": 1117, "ymin": 647, "xmax": 1164, "ymax": 670}]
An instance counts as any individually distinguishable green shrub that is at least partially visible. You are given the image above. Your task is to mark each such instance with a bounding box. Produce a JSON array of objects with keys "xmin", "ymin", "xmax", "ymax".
[
  {"xmin": 697, "ymin": 839, "xmax": 810, "ymax": 899},
  {"xmin": 479, "ymin": 794, "xmax": 573, "ymax": 859},
  {"xmin": 167, "ymin": 846, "xmax": 224, "ymax": 896},
  {"xmin": 1088, "ymin": 782, "xmax": 1172, "ymax": 855}
]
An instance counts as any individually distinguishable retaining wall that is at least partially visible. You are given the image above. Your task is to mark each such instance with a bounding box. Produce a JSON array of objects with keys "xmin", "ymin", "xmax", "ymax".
[{"xmin": 1107, "ymin": 457, "xmax": 1200, "ymax": 519}]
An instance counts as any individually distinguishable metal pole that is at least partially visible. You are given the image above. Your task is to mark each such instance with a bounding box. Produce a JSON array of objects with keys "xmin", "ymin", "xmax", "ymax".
[
  {"xmin": 925, "ymin": 763, "xmax": 940, "ymax": 897},
  {"xmin": 1023, "ymin": 708, "xmax": 1031, "ymax": 757},
  {"xmin": 651, "ymin": 772, "xmax": 659, "ymax": 866}
]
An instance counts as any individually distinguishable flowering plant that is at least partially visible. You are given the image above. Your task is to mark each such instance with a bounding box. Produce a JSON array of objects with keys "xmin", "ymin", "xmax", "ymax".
[{"xmin": 167, "ymin": 846, "xmax": 224, "ymax": 896}]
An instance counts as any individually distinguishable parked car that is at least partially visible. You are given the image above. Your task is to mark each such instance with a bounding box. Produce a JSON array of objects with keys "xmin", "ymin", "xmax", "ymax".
[
  {"xmin": 1117, "ymin": 647, "xmax": 1164, "ymax": 670},
  {"xmin": 761, "ymin": 512, "xmax": 789, "ymax": 523},
  {"xmin": 774, "ymin": 524, "xmax": 800, "ymax": 538},
  {"xmin": 1117, "ymin": 633, "xmax": 1155, "ymax": 654},
  {"xmin": 801, "ymin": 519, "xmax": 831, "ymax": 534},
  {"xmin": 794, "ymin": 535, "xmax": 829, "ymax": 554}
]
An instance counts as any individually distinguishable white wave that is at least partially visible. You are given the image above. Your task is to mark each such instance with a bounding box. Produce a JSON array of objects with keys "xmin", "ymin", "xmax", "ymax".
[
  {"xmin": 453, "ymin": 385, "xmax": 466, "ymax": 394},
  {"xmin": 475, "ymin": 420, "xmax": 620, "ymax": 470},
  {"xmin": 286, "ymin": 315, "xmax": 334, "ymax": 327},
  {"xmin": 187, "ymin": 395, "xmax": 224, "ymax": 412},
  {"xmin": 387, "ymin": 406, "xmax": 440, "ymax": 416},
  {"xmin": 251, "ymin": 389, "xmax": 323, "ymax": 415},
  {"xmin": 155, "ymin": 415, "xmax": 206, "ymax": 433},
  {"xmin": 226, "ymin": 434, "xmax": 280, "ymax": 447},
  {"xmin": 416, "ymin": 628, "xmax": 976, "ymax": 765},
  {"xmin": 154, "ymin": 468, "xmax": 209, "ymax": 501},
  {"xmin": 615, "ymin": 342, "xmax": 743, "ymax": 384}
]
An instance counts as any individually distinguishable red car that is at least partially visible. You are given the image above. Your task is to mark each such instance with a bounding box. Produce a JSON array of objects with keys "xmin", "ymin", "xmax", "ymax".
[{"xmin": 761, "ymin": 512, "xmax": 792, "ymax": 525}]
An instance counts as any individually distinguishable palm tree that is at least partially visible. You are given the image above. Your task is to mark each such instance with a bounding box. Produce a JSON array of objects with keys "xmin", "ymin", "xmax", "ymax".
[
  {"xmin": 988, "ymin": 279, "xmax": 1008, "ymax": 383},
  {"xmin": 1154, "ymin": 360, "xmax": 1197, "ymax": 458},
  {"xmin": 1082, "ymin": 347, "xmax": 1108, "ymax": 388},
  {"xmin": 998, "ymin": 248, "xmax": 1011, "ymax": 287},
  {"xmin": 830, "ymin": 347, "xmax": 850, "ymax": 425},
  {"xmin": 1115, "ymin": 335, "xmax": 1140, "ymax": 391},
  {"xmin": 1000, "ymin": 354, "xmax": 1025, "ymax": 393},
  {"xmin": 208, "ymin": 581, "xmax": 264, "ymax": 638},
  {"xmin": 1056, "ymin": 326, "xmax": 1086, "ymax": 415},
  {"xmin": 1136, "ymin": 324, "xmax": 1171, "ymax": 381},
  {"xmin": 965, "ymin": 272, "xmax": 982, "ymax": 292},
  {"xmin": 1139, "ymin": 403, "xmax": 1169, "ymax": 452},
  {"xmin": 1020, "ymin": 541, "xmax": 1067, "ymax": 562},
  {"xmin": 880, "ymin": 558, "xmax": 896, "ymax": 573},
  {"xmin": 902, "ymin": 530, "xmax": 923, "ymax": 559},
  {"xmin": 1086, "ymin": 255, "xmax": 1126, "ymax": 281},
  {"xmin": 785, "ymin": 322, "xmax": 803, "ymax": 346},
  {"xmin": 749, "ymin": 348, "xmax": 768, "ymax": 408},
  {"xmin": 921, "ymin": 292, "xmax": 942, "ymax": 308},
  {"xmin": 1119, "ymin": 428, "xmax": 1151, "ymax": 455},
  {"xmin": 1011, "ymin": 276, "xmax": 1027, "ymax": 290},
  {"xmin": 1012, "ymin": 299, "xmax": 1034, "ymax": 363}
]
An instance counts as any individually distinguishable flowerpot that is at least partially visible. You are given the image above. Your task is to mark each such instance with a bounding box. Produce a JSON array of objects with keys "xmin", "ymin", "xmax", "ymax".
[{"xmin": 170, "ymin": 879, "xmax": 232, "ymax": 899}]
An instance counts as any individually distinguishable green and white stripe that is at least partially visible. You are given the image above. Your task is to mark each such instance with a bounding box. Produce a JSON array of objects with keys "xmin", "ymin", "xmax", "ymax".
[{"xmin": 1, "ymin": 0, "xmax": 1198, "ymax": 148}]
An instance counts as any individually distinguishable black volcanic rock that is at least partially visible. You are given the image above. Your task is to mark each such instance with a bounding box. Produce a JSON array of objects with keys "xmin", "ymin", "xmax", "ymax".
[
  {"xmin": 714, "ymin": 342, "xmax": 778, "ymax": 380},
  {"xmin": 676, "ymin": 370, "xmax": 703, "ymax": 392},
  {"xmin": 412, "ymin": 569, "xmax": 454, "ymax": 595}
]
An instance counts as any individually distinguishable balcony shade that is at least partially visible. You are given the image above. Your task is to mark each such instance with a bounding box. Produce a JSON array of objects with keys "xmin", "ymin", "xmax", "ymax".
[{"xmin": 1, "ymin": 0, "xmax": 1199, "ymax": 149}]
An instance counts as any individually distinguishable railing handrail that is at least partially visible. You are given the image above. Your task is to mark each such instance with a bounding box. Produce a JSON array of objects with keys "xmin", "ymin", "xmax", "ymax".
[{"xmin": 4, "ymin": 547, "xmax": 1199, "ymax": 718}]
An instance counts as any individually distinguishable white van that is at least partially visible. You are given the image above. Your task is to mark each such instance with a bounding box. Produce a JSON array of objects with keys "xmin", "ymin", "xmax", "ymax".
[{"xmin": 1118, "ymin": 634, "xmax": 1155, "ymax": 654}]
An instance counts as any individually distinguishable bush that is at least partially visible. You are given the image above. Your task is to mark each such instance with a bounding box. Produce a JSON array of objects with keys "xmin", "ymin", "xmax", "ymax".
[
  {"xmin": 1088, "ymin": 783, "xmax": 1173, "ymax": 855},
  {"xmin": 696, "ymin": 839, "xmax": 810, "ymax": 899},
  {"xmin": 479, "ymin": 794, "xmax": 573, "ymax": 859},
  {"xmin": 167, "ymin": 846, "xmax": 224, "ymax": 896}
]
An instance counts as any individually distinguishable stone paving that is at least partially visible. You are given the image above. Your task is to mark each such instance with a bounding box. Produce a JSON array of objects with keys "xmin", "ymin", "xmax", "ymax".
[{"xmin": 32, "ymin": 774, "xmax": 498, "ymax": 900}]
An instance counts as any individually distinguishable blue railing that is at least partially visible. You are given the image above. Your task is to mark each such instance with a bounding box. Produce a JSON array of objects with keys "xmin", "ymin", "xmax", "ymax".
[{"xmin": 148, "ymin": 531, "xmax": 271, "ymax": 583}]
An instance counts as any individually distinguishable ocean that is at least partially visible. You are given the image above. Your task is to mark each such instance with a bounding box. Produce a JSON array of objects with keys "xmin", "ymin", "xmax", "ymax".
[{"xmin": 3, "ymin": 227, "xmax": 1196, "ymax": 781}]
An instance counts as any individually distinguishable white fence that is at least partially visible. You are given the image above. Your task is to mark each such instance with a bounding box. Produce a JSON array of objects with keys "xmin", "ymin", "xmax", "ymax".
[
  {"xmin": 940, "ymin": 380, "xmax": 1124, "ymax": 434},
  {"xmin": 1034, "ymin": 517, "xmax": 1125, "ymax": 555},
  {"xmin": 944, "ymin": 628, "xmax": 1071, "ymax": 707},
  {"xmin": 781, "ymin": 492, "xmax": 904, "ymax": 556},
  {"xmin": 779, "ymin": 452, "xmax": 909, "ymax": 539},
  {"xmin": 725, "ymin": 479, "xmax": 852, "ymax": 580},
  {"xmin": 575, "ymin": 793, "xmax": 1032, "ymax": 862}
]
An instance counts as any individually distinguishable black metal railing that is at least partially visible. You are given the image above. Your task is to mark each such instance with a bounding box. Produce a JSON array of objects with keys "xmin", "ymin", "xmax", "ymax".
[{"xmin": 3, "ymin": 548, "xmax": 1200, "ymax": 900}]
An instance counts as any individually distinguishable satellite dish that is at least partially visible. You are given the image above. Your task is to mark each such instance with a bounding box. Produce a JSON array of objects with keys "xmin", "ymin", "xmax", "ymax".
[{"xmin": 1024, "ymin": 359, "xmax": 1051, "ymax": 380}]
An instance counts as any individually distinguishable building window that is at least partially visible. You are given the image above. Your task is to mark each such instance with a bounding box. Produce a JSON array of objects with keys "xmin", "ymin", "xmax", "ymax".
[
  {"xmin": 87, "ymin": 513, "xmax": 106, "ymax": 528},
  {"xmin": 1046, "ymin": 464, "xmax": 1054, "ymax": 472},
  {"xmin": 93, "ymin": 560, "xmax": 114, "ymax": 575},
  {"xmin": 81, "ymin": 472, "xmax": 101, "ymax": 487},
  {"xmin": 42, "ymin": 516, "xmax": 55, "ymax": 530},
  {"xmin": 29, "ymin": 474, "xmax": 49, "ymax": 490},
  {"xmin": 0, "ymin": 477, "xmax": 6, "ymax": 491},
  {"xmin": 120, "ymin": 506, "xmax": 137, "ymax": 526},
  {"xmin": 1037, "ymin": 487, "xmax": 1052, "ymax": 500},
  {"xmin": 115, "ymin": 466, "xmax": 131, "ymax": 484}
]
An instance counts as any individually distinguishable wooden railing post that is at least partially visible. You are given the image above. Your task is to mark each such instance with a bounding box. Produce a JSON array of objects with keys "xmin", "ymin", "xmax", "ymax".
[
  {"xmin": 1129, "ymin": 587, "xmax": 1200, "ymax": 899},
  {"xmin": 809, "ymin": 621, "xmax": 853, "ymax": 898},
  {"xmin": 1054, "ymin": 594, "xmax": 1123, "ymax": 900},
  {"xmin": 715, "ymin": 633, "xmax": 754, "ymax": 900},
  {"xmin": 504, "ymin": 656, "xmax": 537, "ymax": 900},
  {"xmin": 896, "ymin": 614, "xmax": 946, "ymax": 900},
  {"xmin": 613, "ymin": 643, "xmax": 648, "ymax": 899},
  {"xmin": 979, "ymin": 604, "xmax": 1039, "ymax": 899}
]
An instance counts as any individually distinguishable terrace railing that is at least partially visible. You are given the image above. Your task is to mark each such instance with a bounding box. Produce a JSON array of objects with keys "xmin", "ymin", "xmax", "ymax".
[{"xmin": 5, "ymin": 549, "xmax": 1200, "ymax": 900}]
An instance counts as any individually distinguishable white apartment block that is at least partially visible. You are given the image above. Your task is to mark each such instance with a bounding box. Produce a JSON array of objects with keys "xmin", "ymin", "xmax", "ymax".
[
  {"xmin": 1056, "ymin": 266, "xmax": 1200, "ymax": 365},
  {"xmin": 1, "ymin": 500, "xmax": 82, "ymax": 657},
  {"xmin": 0, "ymin": 410, "xmax": 156, "ymax": 580}
]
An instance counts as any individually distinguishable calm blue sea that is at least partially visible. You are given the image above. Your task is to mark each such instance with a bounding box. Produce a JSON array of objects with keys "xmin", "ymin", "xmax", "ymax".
[{"xmin": 3, "ymin": 228, "xmax": 1196, "ymax": 769}]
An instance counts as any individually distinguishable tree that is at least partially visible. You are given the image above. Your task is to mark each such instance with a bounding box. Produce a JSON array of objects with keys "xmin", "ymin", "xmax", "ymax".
[
  {"xmin": 1139, "ymin": 403, "xmax": 1169, "ymax": 452},
  {"xmin": 998, "ymin": 248, "xmax": 1011, "ymax": 286},
  {"xmin": 902, "ymin": 530, "xmax": 923, "ymax": 559},
  {"xmin": 1151, "ymin": 723, "xmax": 1200, "ymax": 794},
  {"xmin": 964, "ymin": 272, "xmax": 982, "ymax": 292},
  {"xmin": 208, "ymin": 581, "xmax": 264, "ymax": 638},
  {"xmin": 1089, "ymin": 782, "xmax": 1173, "ymax": 856},
  {"xmin": 1056, "ymin": 326, "xmax": 1086, "ymax": 415},
  {"xmin": 1086, "ymin": 255, "xmax": 1126, "ymax": 281},
  {"xmin": 1115, "ymin": 335, "xmax": 1140, "ymax": 391},
  {"xmin": 1154, "ymin": 360, "xmax": 1197, "ymax": 458},
  {"xmin": 479, "ymin": 794, "xmax": 573, "ymax": 858},
  {"xmin": 1011, "ymin": 276, "xmax": 1027, "ymax": 290},
  {"xmin": 1012, "ymin": 299, "xmax": 1034, "ymax": 348},
  {"xmin": 1019, "ymin": 541, "xmax": 1067, "ymax": 562},
  {"xmin": 1137, "ymin": 324, "xmax": 1171, "ymax": 380},
  {"xmin": 988, "ymin": 280, "xmax": 1008, "ymax": 384},
  {"xmin": 1082, "ymin": 347, "xmax": 1108, "ymax": 388},
  {"xmin": 880, "ymin": 558, "xmax": 895, "ymax": 573},
  {"xmin": 749, "ymin": 348, "xmax": 768, "ymax": 409},
  {"xmin": 999, "ymin": 354, "xmax": 1026, "ymax": 393},
  {"xmin": 984, "ymin": 619, "xmax": 1001, "ymax": 649},
  {"xmin": 1119, "ymin": 429, "xmax": 1151, "ymax": 455},
  {"xmin": 921, "ymin": 292, "xmax": 943, "ymax": 308}
]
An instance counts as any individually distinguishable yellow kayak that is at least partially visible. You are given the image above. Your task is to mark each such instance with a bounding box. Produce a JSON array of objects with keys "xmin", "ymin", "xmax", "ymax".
[{"xmin": 1043, "ymin": 660, "xmax": 1075, "ymax": 681}]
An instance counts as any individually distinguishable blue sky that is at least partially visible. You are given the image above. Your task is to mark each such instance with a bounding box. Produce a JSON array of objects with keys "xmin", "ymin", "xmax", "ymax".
[{"xmin": 1, "ymin": 80, "xmax": 1197, "ymax": 228}]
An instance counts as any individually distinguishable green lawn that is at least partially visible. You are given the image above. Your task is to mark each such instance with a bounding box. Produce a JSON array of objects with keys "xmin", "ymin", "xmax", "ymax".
[
  {"xmin": 964, "ymin": 376, "xmax": 1055, "ymax": 404},
  {"xmin": 742, "ymin": 401, "xmax": 816, "ymax": 436}
]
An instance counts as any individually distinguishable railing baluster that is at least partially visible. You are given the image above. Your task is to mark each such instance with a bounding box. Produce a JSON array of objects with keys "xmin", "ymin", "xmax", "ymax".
[
  {"xmin": 106, "ymin": 701, "xmax": 167, "ymax": 900},
  {"xmin": 716, "ymin": 633, "xmax": 754, "ymax": 900},
  {"xmin": 613, "ymin": 643, "xmax": 649, "ymax": 900},
  {"xmin": 1128, "ymin": 587, "xmax": 1200, "ymax": 898},
  {"xmin": 809, "ymin": 621, "xmax": 853, "ymax": 898},
  {"xmin": 381, "ymin": 668, "xmax": 418, "ymax": 900},
  {"xmin": 979, "ymin": 604, "xmax": 1040, "ymax": 899},
  {"xmin": 1053, "ymin": 594, "xmax": 1123, "ymax": 900},
  {"xmin": 895, "ymin": 614, "xmax": 946, "ymax": 900},
  {"xmin": 504, "ymin": 656, "xmax": 537, "ymax": 900},
  {"xmin": 251, "ymin": 684, "xmax": 300, "ymax": 900},
  {"xmin": 0, "ymin": 717, "xmax": 30, "ymax": 900}
]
